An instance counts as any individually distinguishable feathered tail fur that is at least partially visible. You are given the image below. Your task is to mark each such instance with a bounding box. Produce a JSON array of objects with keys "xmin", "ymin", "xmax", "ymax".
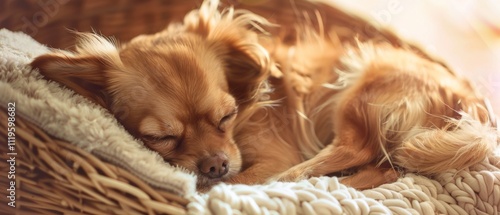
[
  {"xmin": 337, "ymin": 42, "xmax": 499, "ymax": 174},
  {"xmin": 394, "ymin": 114, "xmax": 498, "ymax": 174}
]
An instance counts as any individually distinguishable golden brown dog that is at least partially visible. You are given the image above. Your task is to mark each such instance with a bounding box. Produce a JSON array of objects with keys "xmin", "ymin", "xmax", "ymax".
[
  {"xmin": 31, "ymin": 0, "xmax": 497, "ymax": 190},
  {"xmin": 31, "ymin": 0, "xmax": 275, "ymax": 188},
  {"xmin": 266, "ymin": 40, "xmax": 497, "ymax": 189}
]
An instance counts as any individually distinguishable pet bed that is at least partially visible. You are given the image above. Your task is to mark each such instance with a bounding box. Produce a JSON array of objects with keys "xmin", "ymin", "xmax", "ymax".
[{"xmin": 1, "ymin": 0, "xmax": 499, "ymax": 214}]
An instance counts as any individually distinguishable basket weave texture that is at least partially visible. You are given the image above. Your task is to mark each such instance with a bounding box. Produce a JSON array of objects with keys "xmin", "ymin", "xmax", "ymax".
[
  {"xmin": 0, "ymin": 0, "xmax": 481, "ymax": 214},
  {"xmin": 0, "ymin": 108, "xmax": 189, "ymax": 214},
  {"xmin": 1, "ymin": 0, "xmax": 452, "ymax": 73}
]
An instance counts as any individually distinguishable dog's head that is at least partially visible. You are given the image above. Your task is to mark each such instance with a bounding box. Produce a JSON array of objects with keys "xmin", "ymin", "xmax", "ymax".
[{"xmin": 31, "ymin": 0, "xmax": 273, "ymax": 188}]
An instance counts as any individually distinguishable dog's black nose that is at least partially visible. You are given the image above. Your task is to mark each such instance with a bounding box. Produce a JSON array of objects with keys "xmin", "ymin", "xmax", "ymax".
[{"xmin": 199, "ymin": 152, "xmax": 229, "ymax": 178}]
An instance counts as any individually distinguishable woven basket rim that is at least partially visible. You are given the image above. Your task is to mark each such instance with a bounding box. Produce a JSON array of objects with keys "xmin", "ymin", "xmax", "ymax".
[{"xmin": 0, "ymin": 107, "xmax": 189, "ymax": 214}]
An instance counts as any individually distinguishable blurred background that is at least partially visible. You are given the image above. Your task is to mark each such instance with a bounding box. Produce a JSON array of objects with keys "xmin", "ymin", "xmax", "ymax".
[{"xmin": 331, "ymin": 0, "xmax": 500, "ymax": 115}]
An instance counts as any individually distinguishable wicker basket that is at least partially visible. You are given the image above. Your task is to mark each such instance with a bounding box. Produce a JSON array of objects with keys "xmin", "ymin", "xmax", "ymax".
[
  {"xmin": 1, "ymin": 0, "xmax": 448, "ymax": 69},
  {"xmin": 0, "ymin": 0, "xmax": 460, "ymax": 214},
  {"xmin": 0, "ymin": 108, "xmax": 188, "ymax": 214}
]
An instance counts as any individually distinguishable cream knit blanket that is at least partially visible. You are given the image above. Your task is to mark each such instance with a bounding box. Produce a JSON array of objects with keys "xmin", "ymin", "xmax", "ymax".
[{"xmin": 1, "ymin": 29, "xmax": 499, "ymax": 214}]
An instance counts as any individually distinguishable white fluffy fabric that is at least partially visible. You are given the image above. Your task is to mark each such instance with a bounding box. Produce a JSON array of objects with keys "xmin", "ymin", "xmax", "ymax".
[
  {"xmin": 0, "ymin": 29, "xmax": 196, "ymax": 197},
  {"xmin": 189, "ymin": 159, "xmax": 500, "ymax": 215}
]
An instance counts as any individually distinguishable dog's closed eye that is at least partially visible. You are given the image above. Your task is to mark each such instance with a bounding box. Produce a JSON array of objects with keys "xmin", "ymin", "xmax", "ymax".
[
  {"xmin": 218, "ymin": 109, "xmax": 237, "ymax": 132},
  {"xmin": 140, "ymin": 134, "xmax": 180, "ymax": 159},
  {"xmin": 142, "ymin": 135, "xmax": 178, "ymax": 145}
]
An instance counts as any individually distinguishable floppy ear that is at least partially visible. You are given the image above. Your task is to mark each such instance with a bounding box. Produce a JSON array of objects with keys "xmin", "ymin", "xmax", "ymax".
[
  {"xmin": 31, "ymin": 54, "xmax": 109, "ymax": 107},
  {"xmin": 183, "ymin": 0, "xmax": 274, "ymax": 108},
  {"xmin": 222, "ymin": 41, "xmax": 271, "ymax": 107}
]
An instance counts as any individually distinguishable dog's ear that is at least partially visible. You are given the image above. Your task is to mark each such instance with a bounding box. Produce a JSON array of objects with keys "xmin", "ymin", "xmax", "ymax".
[
  {"xmin": 31, "ymin": 32, "xmax": 121, "ymax": 108},
  {"xmin": 185, "ymin": 0, "xmax": 274, "ymax": 108},
  {"xmin": 31, "ymin": 53, "xmax": 109, "ymax": 107},
  {"xmin": 221, "ymin": 39, "xmax": 271, "ymax": 108}
]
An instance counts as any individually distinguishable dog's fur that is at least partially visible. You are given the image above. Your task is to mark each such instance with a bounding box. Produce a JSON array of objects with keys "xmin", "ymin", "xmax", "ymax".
[{"xmin": 31, "ymin": 0, "xmax": 497, "ymax": 190}]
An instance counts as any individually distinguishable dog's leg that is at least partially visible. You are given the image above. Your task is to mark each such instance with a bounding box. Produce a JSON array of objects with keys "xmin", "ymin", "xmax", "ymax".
[
  {"xmin": 341, "ymin": 165, "xmax": 399, "ymax": 189},
  {"xmin": 271, "ymin": 125, "xmax": 377, "ymax": 182}
]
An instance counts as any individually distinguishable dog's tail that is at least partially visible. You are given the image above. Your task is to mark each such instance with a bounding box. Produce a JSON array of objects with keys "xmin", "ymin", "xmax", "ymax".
[{"xmin": 393, "ymin": 114, "xmax": 498, "ymax": 174}]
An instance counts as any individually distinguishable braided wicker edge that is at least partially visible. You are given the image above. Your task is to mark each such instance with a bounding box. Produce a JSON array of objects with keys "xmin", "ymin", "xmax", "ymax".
[{"xmin": 0, "ymin": 107, "xmax": 189, "ymax": 215}]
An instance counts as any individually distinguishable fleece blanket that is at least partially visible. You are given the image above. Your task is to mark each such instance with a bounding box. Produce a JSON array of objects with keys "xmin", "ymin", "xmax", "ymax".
[{"xmin": 1, "ymin": 28, "xmax": 500, "ymax": 214}]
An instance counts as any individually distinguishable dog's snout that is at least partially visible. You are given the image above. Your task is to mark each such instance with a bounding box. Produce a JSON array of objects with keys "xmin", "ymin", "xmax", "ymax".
[{"xmin": 199, "ymin": 152, "xmax": 229, "ymax": 178}]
